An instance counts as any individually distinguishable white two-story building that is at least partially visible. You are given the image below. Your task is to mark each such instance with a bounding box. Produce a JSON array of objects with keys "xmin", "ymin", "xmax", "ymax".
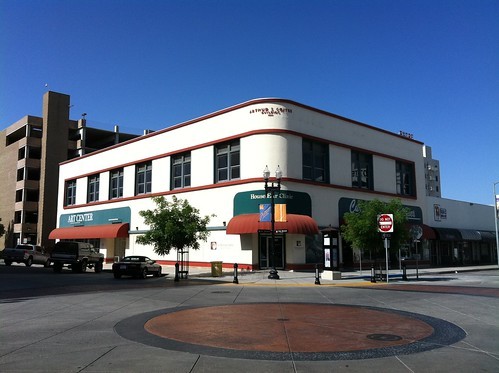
[{"xmin": 49, "ymin": 98, "xmax": 497, "ymax": 271}]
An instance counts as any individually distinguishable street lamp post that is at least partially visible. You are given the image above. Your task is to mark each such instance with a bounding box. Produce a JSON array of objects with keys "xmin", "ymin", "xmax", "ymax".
[
  {"xmin": 264, "ymin": 165, "xmax": 282, "ymax": 280},
  {"xmin": 494, "ymin": 182, "xmax": 499, "ymax": 266}
]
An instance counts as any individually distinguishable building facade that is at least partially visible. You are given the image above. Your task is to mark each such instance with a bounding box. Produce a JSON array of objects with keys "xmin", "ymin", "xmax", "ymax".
[
  {"xmin": 49, "ymin": 98, "xmax": 497, "ymax": 270},
  {"xmin": 0, "ymin": 91, "xmax": 140, "ymax": 250}
]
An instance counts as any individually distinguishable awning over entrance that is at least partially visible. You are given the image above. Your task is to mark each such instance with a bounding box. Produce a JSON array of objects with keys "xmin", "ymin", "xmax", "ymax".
[
  {"xmin": 49, "ymin": 223, "xmax": 129, "ymax": 239},
  {"xmin": 478, "ymin": 231, "xmax": 496, "ymax": 242},
  {"xmin": 422, "ymin": 224, "xmax": 437, "ymax": 240},
  {"xmin": 226, "ymin": 214, "xmax": 319, "ymax": 235},
  {"xmin": 458, "ymin": 229, "xmax": 481, "ymax": 241},
  {"xmin": 432, "ymin": 227, "xmax": 461, "ymax": 241}
]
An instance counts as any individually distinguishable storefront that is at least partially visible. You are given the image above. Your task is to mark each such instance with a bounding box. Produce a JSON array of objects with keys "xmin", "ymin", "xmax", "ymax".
[{"xmin": 49, "ymin": 207, "xmax": 131, "ymax": 262}]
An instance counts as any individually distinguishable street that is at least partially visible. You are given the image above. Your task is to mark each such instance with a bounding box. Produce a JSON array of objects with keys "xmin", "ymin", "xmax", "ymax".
[{"xmin": 0, "ymin": 263, "xmax": 498, "ymax": 372}]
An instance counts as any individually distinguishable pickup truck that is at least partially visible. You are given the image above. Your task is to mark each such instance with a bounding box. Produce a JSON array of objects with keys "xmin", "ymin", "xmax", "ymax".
[
  {"xmin": 50, "ymin": 241, "xmax": 104, "ymax": 273},
  {"xmin": 2, "ymin": 244, "xmax": 51, "ymax": 267}
]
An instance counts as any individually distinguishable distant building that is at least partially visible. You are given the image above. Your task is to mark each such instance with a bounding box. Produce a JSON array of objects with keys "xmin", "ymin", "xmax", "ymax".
[
  {"xmin": 423, "ymin": 145, "xmax": 441, "ymax": 198},
  {"xmin": 0, "ymin": 91, "xmax": 140, "ymax": 249}
]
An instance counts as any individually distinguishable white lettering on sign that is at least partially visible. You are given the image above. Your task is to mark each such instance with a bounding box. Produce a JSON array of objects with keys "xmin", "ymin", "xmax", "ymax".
[
  {"xmin": 67, "ymin": 213, "xmax": 94, "ymax": 224},
  {"xmin": 250, "ymin": 193, "xmax": 294, "ymax": 200},
  {"xmin": 377, "ymin": 214, "xmax": 394, "ymax": 233}
]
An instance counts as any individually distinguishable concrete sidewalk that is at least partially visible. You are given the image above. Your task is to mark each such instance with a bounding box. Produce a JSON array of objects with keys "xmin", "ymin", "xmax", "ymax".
[{"xmin": 104, "ymin": 262, "xmax": 499, "ymax": 285}]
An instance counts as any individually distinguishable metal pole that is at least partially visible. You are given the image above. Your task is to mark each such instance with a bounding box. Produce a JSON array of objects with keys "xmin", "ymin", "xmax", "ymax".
[
  {"xmin": 494, "ymin": 182, "xmax": 499, "ymax": 266},
  {"xmin": 385, "ymin": 236, "xmax": 389, "ymax": 283}
]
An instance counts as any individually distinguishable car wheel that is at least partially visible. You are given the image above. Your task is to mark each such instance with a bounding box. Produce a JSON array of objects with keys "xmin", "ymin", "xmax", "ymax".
[
  {"xmin": 140, "ymin": 268, "xmax": 148, "ymax": 279},
  {"xmin": 80, "ymin": 261, "xmax": 87, "ymax": 273},
  {"xmin": 94, "ymin": 261, "xmax": 103, "ymax": 273},
  {"xmin": 155, "ymin": 266, "xmax": 162, "ymax": 277},
  {"xmin": 113, "ymin": 272, "xmax": 122, "ymax": 279},
  {"xmin": 25, "ymin": 257, "xmax": 33, "ymax": 267},
  {"xmin": 44, "ymin": 259, "xmax": 51, "ymax": 268},
  {"xmin": 53, "ymin": 263, "xmax": 63, "ymax": 273},
  {"xmin": 4, "ymin": 260, "xmax": 12, "ymax": 266}
]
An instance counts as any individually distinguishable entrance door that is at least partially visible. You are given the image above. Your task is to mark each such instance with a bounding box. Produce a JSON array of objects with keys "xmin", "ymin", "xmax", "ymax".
[{"xmin": 259, "ymin": 235, "xmax": 284, "ymax": 269}]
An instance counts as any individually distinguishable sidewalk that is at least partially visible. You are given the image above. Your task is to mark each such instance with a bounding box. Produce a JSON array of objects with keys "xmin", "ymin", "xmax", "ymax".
[{"xmin": 104, "ymin": 263, "xmax": 499, "ymax": 285}]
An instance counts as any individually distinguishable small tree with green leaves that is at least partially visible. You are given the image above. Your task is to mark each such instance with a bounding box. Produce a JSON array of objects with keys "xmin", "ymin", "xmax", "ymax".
[
  {"xmin": 341, "ymin": 199, "xmax": 411, "ymax": 261},
  {"xmin": 136, "ymin": 196, "xmax": 213, "ymax": 256}
]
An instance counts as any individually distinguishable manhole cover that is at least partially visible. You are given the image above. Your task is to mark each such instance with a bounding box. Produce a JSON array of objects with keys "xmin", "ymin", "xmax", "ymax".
[{"xmin": 366, "ymin": 334, "xmax": 403, "ymax": 341}]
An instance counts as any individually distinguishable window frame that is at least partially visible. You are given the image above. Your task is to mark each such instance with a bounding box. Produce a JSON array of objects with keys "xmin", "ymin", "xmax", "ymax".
[
  {"xmin": 171, "ymin": 152, "xmax": 191, "ymax": 190},
  {"xmin": 87, "ymin": 174, "xmax": 100, "ymax": 203},
  {"xmin": 135, "ymin": 162, "xmax": 152, "ymax": 195},
  {"xmin": 302, "ymin": 138, "xmax": 329, "ymax": 183},
  {"xmin": 351, "ymin": 151, "xmax": 374, "ymax": 190},
  {"xmin": 215, "ymin": 140, "xmax": 240, "ymax": 183},
  {"xmin": 65, "ymin": 179, "xmax": 77, "ymax": 206},
  {"xmin": 396, "ymin": 161, "xmax": 416, "ymax": 196},
  {"xmin": 109, "ymin": 168, "xmax": 124, "ymax": 199}
]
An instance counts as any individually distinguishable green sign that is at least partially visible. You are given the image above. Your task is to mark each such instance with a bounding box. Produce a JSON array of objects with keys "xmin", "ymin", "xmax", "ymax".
[
  {"xmin": 233, "ymin": 190, "xmax": 312, "ymax": 216},
  {"xmin": 59, "ymin": 207, "xmax": 131, "ymax": 227},
  {"xmin": 338, "ymin": 198, "xmax": 423, "ymax": 224}
]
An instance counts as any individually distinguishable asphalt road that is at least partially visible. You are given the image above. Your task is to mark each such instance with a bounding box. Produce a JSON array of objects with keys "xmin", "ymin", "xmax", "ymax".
[{"xmin": 1, "ymin": 263, "xmax": 498, "ymax": 372}]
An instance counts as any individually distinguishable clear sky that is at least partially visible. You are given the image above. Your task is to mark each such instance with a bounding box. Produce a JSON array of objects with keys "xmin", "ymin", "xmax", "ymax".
[{"xmin": 1, "ymin": 0, "xmax": 498, "ymax": 206}]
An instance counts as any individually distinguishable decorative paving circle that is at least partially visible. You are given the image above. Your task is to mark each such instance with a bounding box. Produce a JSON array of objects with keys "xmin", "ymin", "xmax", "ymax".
[{"xmin": 115, "ymin": 303, "xmax": 466, "ymax": 361}]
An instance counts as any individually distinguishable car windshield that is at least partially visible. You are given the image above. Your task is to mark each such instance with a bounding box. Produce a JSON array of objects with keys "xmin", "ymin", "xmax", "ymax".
[
  {"xmin": 122, "ymin": 256, "xmax": 149, "ymax": 262},
  {"xmin": 53, "ymin": 242, "xmax": 78, "ymax": 255}
]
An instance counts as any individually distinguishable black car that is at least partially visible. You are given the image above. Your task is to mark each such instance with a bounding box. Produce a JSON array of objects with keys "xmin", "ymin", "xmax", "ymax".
[{"xmin": 112, "ymin": 256, "xmax": 162, "ymax": 279}]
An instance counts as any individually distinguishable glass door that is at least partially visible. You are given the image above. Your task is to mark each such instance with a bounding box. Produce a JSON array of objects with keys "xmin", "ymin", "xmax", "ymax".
[{"xmin": 259, "ymin": 235, "xmax": 284, "ymax": 269}]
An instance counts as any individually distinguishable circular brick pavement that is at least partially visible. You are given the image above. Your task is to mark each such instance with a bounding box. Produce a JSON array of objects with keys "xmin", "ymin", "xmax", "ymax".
[{"xmin": 115, "ymin": 303, "xmax": 466, "ymax": 361}]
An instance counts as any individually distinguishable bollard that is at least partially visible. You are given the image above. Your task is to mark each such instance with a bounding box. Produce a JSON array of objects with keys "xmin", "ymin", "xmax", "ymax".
[
  {"xmin": 402, "ymin": 261, "xmax": 408, "ymax": 281},
  {"xmin": 371, "ymin": 266, "xmax": 376, "ymax": 283},
  {"xmin": 315, "ymin": 263, "xmax": 321, "ymax": 285},
  {"xmin": 174, "ymin": 262, "xmax": 179, "ymax": 282},
  {"xmin": 233, "ymin": 263, "xmax": 239, "ymax": 284}
]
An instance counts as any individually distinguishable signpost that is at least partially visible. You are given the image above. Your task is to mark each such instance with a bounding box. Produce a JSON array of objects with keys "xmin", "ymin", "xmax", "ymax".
[{"xmin": 378, "ymin": 214, "xmax": 394, "ymax": 283}]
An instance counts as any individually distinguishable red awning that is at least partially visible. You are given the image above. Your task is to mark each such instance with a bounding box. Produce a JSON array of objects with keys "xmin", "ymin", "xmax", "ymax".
[
  {"xmin": 422, "ymin": 224, "xmax": 436, "ymax": 239},
  {"xmin": 226, "ymin": 214, "xmax": 319, "ymax": 235},
  {"xmin": 49, "ymin": 223, "xmax": 129, "ymax": 239}
]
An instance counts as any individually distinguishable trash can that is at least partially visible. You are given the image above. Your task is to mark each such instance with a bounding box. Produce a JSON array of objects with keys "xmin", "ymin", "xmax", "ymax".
[{"xmin": 211, "ymin": 261, "xmax": 223, "ymax": 277}]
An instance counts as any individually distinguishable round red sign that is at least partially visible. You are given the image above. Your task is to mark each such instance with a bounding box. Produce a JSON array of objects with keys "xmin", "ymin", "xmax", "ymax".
[{"xmin": 378, "ymin": 214, "xmax": 394, "ymax": 233}]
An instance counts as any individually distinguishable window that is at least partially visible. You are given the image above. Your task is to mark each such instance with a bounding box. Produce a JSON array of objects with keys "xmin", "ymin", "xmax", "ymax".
[
  {"xmin": 87, "ymin": 174, "xmax": 100, "ymax": 203},
  {"xmin": 351, "ymin": 151, "xmax": 373, "ymax": 189},
  {"xmin": 215, "ymin": 140, "xmax": 240, "ymax": 182},
  {"xmin": 109, "ymin": 168, "xmax": 124, "ymax": 199},
  {"xmin": 396, "ymin": 161, "xmax": 415, "ymax": 196},
  {"xmin": 135, "ymin": 162, "xmax": 152, "ymax": 195},
  {"xmin": 171, "ymin": 153, "xmax": 191, "ymax": 189},
  {"xmin": 302, "ymin": 139, "xmax": 329, "ymax": 182},
  {"xmin": 65, "ymin": 179, "xmax": 77, "ymax": 206}
]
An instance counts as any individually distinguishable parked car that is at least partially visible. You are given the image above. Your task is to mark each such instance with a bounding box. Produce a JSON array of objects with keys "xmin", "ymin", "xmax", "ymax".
[
  {"xmin": 112, "ymin": 256, "xmax": 162, "ymax": 279},
  {"xmin": 50, "ymin": 241, "xmax": 104, "ymax": 273},
  {"xmin": 2, "ymin": 244, "xmax": 50, "ymax": 267}
]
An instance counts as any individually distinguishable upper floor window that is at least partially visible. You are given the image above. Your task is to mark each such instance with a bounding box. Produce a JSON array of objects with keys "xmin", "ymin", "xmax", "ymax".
[
  {"xmin": 396, "ymin": 161, "xmax": 415, "ymax": 196},
  {"xmin": 109, "ymin": 168, "xmax": 124, "ymax": 199},
  {"xmin": 351, "ymin": 151, "xmax": 373, "ymax": 190},
  {"xmin": 171, "ymin": 153, "xmax": 191, "ymax": 189},
  {"xmin": 87, "ymin": 174, "xmax": 100, "ymax": 203},
  {"xmin": 215, "ymin": 140, "xmax": 240, "ymax": 182},
  {"xmin": 65, "ymin": 179, "xmax": 77, "ymax": 206},
  {"xmin": 135, "ymin": 162, "xmax": 152, "ymax": 195},
  {"xmin": 302, "ymin": 139, "xmax": 329, "ymax": 183}
]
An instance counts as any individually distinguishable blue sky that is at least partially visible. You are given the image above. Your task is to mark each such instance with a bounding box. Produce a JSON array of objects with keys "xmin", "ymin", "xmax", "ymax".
[{"xmin": 1, "ymin": 0, "xmax": 498, "ymax": 206}]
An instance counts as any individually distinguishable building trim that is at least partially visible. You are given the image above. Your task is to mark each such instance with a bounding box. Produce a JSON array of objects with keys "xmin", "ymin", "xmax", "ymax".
[{"xmin": 59, "ymin": 98, "xmax": 423, "ymax": 166}]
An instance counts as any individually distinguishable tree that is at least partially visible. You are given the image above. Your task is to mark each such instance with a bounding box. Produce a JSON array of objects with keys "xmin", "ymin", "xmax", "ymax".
[
  {"xmin": 136, "ymin": 196, "xmax": 213, "ymax": 256},
  {"xmin": 341, "ymin": 199, "xmax": 411, "ymax": 260}
]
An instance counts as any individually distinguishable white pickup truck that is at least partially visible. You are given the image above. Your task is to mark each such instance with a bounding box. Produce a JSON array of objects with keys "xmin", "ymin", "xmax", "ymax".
[{"xmin": 2, "ymin": 244, "xmax": 51, "ymax": 267}]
